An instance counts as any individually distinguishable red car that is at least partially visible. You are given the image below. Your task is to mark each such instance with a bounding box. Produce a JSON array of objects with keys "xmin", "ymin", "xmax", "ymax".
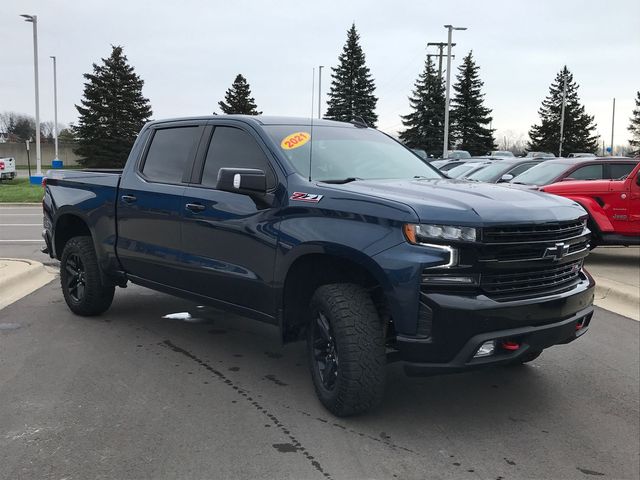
[{"xmin": 541, "ymin": 163, "xmax": 640, "ymax": 247}]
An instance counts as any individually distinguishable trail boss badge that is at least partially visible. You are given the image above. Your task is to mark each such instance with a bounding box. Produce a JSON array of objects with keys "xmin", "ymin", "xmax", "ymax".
[{"xmin": 290, "ymin": 192, "xmax": 323, "ymax": 203}]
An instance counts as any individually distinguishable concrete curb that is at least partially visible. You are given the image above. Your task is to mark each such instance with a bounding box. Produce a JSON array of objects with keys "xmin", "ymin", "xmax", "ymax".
[
  {"xmin": 594, "ymin": 277, "xmax": 639, "ymax": 321},
  {"xmin": 0, "ymin": 258, "xmax": 56, "ymax": 311},
  {"xmin": 0, "ymin": 203, "xmax": 42, "ymax": 207}
]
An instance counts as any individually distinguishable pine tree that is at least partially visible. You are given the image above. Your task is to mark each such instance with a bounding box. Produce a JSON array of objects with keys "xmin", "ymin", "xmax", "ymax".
[
  {"xmin": 325, "ymin": 24, "xmax": 378, "ymax": 127},
  {"xmin": 528, "ymin": 66, "xmax": 598, "ymax": 155},
  {"xmin": 73, "ymin": 46, "xmax": 152, "ymax": 168},
  {"xmin": 218, "ymin": 74, "xmax": 262, "ymax": 115},
  {"xmin": 399, "ymin": 57, "xmax": 445, "ymax": 157},
  {"xmin": 628, "ymin": 91, "xmax": 640, "ymax": 156},
  {"xmin": 450, "ymin": 51, "xmax": 495, "ymax": 155}
]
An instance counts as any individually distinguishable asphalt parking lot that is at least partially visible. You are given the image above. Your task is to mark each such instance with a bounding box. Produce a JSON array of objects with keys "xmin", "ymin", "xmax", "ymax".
[{"xmin": 1, "ymin": 204, "xmax": 639, "ymax": 479}]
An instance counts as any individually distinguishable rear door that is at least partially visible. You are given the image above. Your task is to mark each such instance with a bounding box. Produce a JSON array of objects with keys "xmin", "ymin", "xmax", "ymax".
[
  {"xmin": 117, "ymin": 121, "xmax": 204, "ymax": 285},
  {"xmin": 178, "ymin": 122, "xmax": 282, "ymax": 318}
]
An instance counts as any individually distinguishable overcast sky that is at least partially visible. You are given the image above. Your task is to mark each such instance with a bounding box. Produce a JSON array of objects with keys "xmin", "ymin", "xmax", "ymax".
[{"xmin": 2, "ymin": 0, "xmax": 639, "ymax": 148}]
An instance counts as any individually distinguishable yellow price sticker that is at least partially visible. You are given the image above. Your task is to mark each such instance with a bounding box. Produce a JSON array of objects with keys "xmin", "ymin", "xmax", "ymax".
[{"xmin": 281, "ymin": 132, "xmax": 311, "ymax": 150}]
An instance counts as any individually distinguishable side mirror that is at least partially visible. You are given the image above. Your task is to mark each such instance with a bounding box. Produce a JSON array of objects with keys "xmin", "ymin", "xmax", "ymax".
[
  {"xmin": 216, "ymin": 168, "xmax": 267, "ymax": 196},
  {"xmin": 499, "ymin": 173, "xmax": 514, "ymax": 182}
]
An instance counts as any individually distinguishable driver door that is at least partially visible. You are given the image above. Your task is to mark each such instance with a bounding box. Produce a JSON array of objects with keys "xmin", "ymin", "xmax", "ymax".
[{"xmin": 178, "ymin": 122, "xmax": 282, "ymax": 319}]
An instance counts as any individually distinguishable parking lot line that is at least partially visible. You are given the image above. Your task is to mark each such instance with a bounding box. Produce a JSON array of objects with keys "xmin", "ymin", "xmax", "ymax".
[{"xmin": 0, "ymin": 224, "xmax": 42, "ymax": 226}]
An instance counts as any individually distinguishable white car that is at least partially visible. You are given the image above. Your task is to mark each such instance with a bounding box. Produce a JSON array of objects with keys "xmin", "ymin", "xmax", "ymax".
[{"xmin": 0, "ymin": 157, "xmax": 16, "ymax": 181}]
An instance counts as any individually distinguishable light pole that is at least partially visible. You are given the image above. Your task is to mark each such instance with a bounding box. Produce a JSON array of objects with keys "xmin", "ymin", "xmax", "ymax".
[
  {"xmin": 50, "ymin": 55, "xmax": 60, "ymax": 165},
  {"xmin": 21, "ymin": 14, "xmax": 42, "ymax": 180},
  {"xmin": 558, "ymin": 71, "xmax": 568, "ymax": 157},
  {"xmin": 442, "ymin": 25, "xmax": 466, "ymax": 159},
  {"xmin": 610, "ymin": 98, "xmax": 616, "ymax": 156},
  {"xmin": 318, "ymin": 65, "xmax": 324, "ymax": 119}
]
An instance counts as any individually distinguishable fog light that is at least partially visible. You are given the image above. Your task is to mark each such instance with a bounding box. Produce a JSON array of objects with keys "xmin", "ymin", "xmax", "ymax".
[{"xmin": 474, "ymin": 340, "xmax": 496, "ymax": 358}]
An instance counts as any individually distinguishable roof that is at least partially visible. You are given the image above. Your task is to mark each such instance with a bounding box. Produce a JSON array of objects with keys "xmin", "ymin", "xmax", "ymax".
[
  {"xmin": 149, "ymin": 115, "xmax": 356, "ymax": 128},
  {"xmin": 544, "ymin": 156, "xmax": 638, "ymax": 165}
]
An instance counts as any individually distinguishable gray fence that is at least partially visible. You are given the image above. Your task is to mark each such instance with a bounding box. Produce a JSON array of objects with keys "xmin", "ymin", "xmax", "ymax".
[{"xmin": 0, "ymin": 143, "xmax": 81, "ymax": 167}]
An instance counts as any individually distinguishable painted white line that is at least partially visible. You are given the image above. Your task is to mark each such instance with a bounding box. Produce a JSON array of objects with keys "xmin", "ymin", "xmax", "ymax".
[
  {"xmin": 0, "ymin": 240, "xmax": 42, "ymax": 243},
  {"xmin": 0, "ymin": 214, "xmax": 42, "ymax": 216},
  {"xmin": 0, "ymin": 224, "xmax": 42, "ymax": 226}
]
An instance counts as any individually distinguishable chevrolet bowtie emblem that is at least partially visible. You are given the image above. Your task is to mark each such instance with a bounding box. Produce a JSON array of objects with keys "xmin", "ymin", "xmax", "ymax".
[{"xmin": 544, "ymin": 242, "xmax": 570, "ymax": 261}]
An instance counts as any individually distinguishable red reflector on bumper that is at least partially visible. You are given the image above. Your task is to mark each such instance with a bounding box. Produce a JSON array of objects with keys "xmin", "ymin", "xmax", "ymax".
[{"xmin": 501, "ymin": 340, "xmax": 520, "ymax": 351}]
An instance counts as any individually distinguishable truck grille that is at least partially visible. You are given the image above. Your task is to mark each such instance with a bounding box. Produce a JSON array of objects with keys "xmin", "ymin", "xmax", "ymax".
[
  {"xmin": 483, "ymin": 220, "xmax": 585, "ymax": 243},
  {"xmin": 481, "ymin": 260, "xmax": 583, "ymax": 297}
]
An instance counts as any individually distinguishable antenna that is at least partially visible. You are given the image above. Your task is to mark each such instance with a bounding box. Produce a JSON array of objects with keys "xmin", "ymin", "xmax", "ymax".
[{"xmin": 308, "ymin": 67, "xmax": 315, "ymax": 182}]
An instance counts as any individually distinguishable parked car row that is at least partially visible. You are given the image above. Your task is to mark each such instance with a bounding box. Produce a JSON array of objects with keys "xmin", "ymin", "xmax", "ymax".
[{"xmin": 428, "ymin": 154, "xmax": 640, "ymax": 247}]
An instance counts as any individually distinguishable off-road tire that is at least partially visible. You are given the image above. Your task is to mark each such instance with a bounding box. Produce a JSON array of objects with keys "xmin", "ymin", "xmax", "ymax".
[
  {"xmin": 60, "ymin": 236, "xmax": 115, "ymax": 316},
  {"xmin": 307, "ymin": 283, "xmax": 386, "ymax": 416}
]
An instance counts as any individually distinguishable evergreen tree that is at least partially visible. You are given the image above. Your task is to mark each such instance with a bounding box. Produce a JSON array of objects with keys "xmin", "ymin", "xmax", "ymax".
[
  {"xmin": 399, "ymin": 57, "xmax": 445, "ymax": 157},
  {"xmin": 218, "ymin": 74, "xmax": 262, "ymax": 115},
  {"xmin": 73, "ymin": 46, "xmax": 152, "ymax": 168},
  {"xmin": 325, "ymin": 24, "xmax": 378, "ymax": 127},
  {"xmin": 528, "ymin": 66, "xmax": 598, "ymax": 155},
  {"xmin": 450, "ymin": 51, "xmax": 495, "ymax": 155},
  {"xmin": 10, "ymin": 116, "xmax": 36, "ymax": 142},
  {"xmin": 628, "ymin": 91, "xmax": 640, "ymax": 156}
]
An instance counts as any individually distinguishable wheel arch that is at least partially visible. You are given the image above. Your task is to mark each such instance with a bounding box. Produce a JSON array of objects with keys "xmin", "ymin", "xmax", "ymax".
[
  {"xmin": 53, "ymin": 213, "xmax": 92, "ymax": 260},
  {"xmin": 279, "ymin": 246, "xmax": 393, "ymax": 343}
]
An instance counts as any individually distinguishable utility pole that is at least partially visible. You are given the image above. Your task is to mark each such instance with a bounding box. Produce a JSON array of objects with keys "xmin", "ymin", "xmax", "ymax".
[
  {"xmin": 50, "ymin": 55, "xmax": 59, "ymax": 163},
  {"xmin": 427, "ymin": 52, "xmax": 454, "ymax": 78},
  {"xmin": 21, "ymin": 14, "xmax": 42, "ymax": 179},
  {"xmin": 318, "ymin": 65, "xmax": 324, "ymax": 119},
  {"xmin": 427, "ymin": 42, "xmax": 456, "ymax": 78},
  {"xmin": 558, "ymin": 72, "xmax": 568, "ymax": 157},
  {"xmin": 610, "ymin": 98, "xmax": 615, "ymax": 156},
  {"xmin": 442, "ymin": 25, "xmax": 466, "ymax": 159}
]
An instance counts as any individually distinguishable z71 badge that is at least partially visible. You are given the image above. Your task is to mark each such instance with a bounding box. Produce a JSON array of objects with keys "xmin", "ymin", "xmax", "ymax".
[{"xmin": 290, "ymin": 192, "xmax": 323, "ymax": 203}]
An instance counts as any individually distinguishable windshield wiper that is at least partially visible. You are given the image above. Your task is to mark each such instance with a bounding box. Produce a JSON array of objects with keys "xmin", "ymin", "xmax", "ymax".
[{"xmin": 320, "ymin": 177, "xmax": 362, "ymax": 184}]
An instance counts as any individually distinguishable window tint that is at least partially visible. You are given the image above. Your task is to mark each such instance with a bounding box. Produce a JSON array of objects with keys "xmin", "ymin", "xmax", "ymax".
[
  {"xmin": 508, "ymin": 163, "xmax": 538, "ymax": 177},
  {"xmin": 142, "ymin": 127, "xmax": 200, "ymax": 183},
  {"xmin": 202, "ymin": 126, "xmax": 275, "ymax": 188},
  {"xmin": 609, "ymin": 163, "xmax": 636, "ymax": 180},
  {"xmin": 568, "ymin": 164, "xmax": 603, "ymax": 180}
]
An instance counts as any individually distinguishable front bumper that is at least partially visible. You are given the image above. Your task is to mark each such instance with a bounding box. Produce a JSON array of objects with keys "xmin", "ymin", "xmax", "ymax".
[{"xmin": 394, "ymin": 272, "xmax": 595, "ymax": 375}]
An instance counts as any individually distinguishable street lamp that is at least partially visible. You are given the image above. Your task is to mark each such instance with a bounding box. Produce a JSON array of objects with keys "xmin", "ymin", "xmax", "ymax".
[
  {"xmin": 442, "ymin": 24, "xmax": 467, "ymax": 159},
  {"xmin": 318, "ymin": 65, "xmax": 324, "ymax": 119},
  {"xmin": 50, "ymin": 55, "xmax": 61, "ymax": 167},
  {"xmin": 20, "ymin": 14, "xmax": 42, "ymax": 181}
]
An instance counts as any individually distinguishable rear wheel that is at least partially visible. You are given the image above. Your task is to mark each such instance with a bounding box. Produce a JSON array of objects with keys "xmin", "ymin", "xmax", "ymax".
[
  {"xmin": 307, "ymin": 283, "xmax": 386, "ymax": 417},
  {"xmin": 60, "ymin": 236, "xmax": 114, "ymax": 316}
]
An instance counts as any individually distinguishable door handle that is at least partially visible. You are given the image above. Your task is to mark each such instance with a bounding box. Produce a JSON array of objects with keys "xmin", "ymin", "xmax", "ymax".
[
  {"xmin": 121, "ymin": 194, "xmax": 137, "ymax": 203},
  {"xmin": 185, "ymin": 202, "xmax": 206, "ymax": 212}
]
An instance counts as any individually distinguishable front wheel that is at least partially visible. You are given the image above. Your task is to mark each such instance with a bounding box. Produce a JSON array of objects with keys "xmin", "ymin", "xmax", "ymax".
[
  {"xmin": 60, "ymin": 236, "xmax": 115, "ymax": 316},
  {"xmin": 307, "ymin": 283, "xmax": 386, "ymax": 417}
]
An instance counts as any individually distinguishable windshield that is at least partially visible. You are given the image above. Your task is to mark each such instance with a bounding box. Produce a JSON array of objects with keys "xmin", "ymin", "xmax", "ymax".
[
  {"xmin": 447, "ymin": 162, "xmax": 487, "ymax": 178},
  {"xmin": 511, "ymin": 162, "xmax": 568, "ymax": 185},
  {"xmin": 264, "ymin": 125, "xmax": 443, "ymax": 181},
  {"xmin": 467, "ymin": 162, "xmax": 510, "ymax": 182}
]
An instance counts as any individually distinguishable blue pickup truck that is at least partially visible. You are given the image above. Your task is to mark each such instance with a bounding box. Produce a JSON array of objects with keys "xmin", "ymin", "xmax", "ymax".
[{"xmin": 43, "ymin": 116, "xmax": 595, "ymax": 416}]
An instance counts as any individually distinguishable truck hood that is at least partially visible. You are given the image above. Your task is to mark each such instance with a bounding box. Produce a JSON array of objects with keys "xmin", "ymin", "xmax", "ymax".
[{"xmin": 327, "ymin": 178, "xmax": 586, "ymax": 225}]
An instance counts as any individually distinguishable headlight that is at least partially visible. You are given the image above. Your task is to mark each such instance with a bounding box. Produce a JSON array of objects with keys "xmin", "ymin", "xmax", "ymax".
[{"xmin": 403, "ymin": 223, "xmax": 477, "ymax": 244}]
